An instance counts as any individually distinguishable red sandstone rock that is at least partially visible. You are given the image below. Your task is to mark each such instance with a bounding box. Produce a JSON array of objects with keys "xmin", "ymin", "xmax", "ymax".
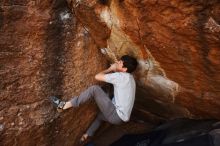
[
  {"xmin": 68, "ymin": 0, "xmax": 220, "ymax": 118},
  {"xmin": 1, "ymin": 0, "xmax": 220, "ymax": 145},
  {"xmin": 0, "ymin": 1, "xmax": 106, "ymax": 145}
]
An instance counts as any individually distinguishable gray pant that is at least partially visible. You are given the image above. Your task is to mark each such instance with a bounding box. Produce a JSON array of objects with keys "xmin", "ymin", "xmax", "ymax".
[{"xmin": 70, "ymin": 85, "xmax": 122, "ymax": 136}]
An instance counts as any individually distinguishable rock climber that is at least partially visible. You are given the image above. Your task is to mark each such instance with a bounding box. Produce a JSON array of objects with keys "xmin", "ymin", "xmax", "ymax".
[{"xmin": 49, "ymin": 54, "xmax": 138, "ymax": 143}]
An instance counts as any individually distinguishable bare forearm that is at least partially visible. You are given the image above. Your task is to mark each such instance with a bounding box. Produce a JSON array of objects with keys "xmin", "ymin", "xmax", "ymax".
[
  {"xmin": 95, "ymin": 64, "xmax": 116, "ymax": 81},
  {"xmin": 98, "ymin": 68, "xmax": 112, "ymax": 75}
]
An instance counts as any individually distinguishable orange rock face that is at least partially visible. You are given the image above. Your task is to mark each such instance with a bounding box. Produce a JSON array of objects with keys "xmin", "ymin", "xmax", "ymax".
[
  {"xmin": 1, "ymin": 0, "xmax": 220, "ymax": 145},
  {"xmin": 0, "ymin": 0, "xmax": 107, "ymax": 145},
  {"xmin": 68, "ymin": 0, "xmax": 220, "ymax": 119},
  {"xmin": 110, "ymin": 0, "xmax": 220, "ymax": 118}
]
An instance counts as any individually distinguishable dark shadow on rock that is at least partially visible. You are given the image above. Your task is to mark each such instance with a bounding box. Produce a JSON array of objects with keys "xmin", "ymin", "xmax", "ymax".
[
  {"xmin": 41, "ymin": 0, "xmax": 67, "ymax": 98},
  {"xmin": 194, "ymin": 0, "xmax": 217, "ymax": 74},
  {"xmin": 0, "ymin": 7, "xmax": 3, "ymax": 29},
  {"xmin": 40, "ymin": 0, "xmax": 69, "ymax": 145},
  {"xmin": 99, "ymin": 0, "xmax": 109, "ymax": 5},
  {"xmin": 111, "ymin": 118, "xmax": 220, "ymax": 146}
]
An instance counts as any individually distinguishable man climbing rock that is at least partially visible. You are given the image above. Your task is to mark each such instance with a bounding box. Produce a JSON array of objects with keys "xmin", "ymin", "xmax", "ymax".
[{"xmin": 49, "ymin": 55, "xmax": 138, "ymax": 143}]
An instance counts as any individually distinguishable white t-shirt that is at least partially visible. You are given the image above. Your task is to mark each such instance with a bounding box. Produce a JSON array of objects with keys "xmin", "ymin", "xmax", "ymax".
[{"xmin": 104, "ymin": 72, "xmax": 136, "ymax": 122}]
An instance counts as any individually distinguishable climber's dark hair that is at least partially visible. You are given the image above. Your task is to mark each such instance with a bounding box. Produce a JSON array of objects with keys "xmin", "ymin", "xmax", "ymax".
[{"xmin": 121, "ymin": 55, "xmax": 138, "ymax": 73}]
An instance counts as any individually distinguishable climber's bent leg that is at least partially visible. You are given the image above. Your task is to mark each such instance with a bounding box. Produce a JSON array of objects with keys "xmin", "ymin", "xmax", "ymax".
[
  {"xmin": 86, "ymin": 112, "xmax": 106, "ymax": 136},
  {"xmin": 70, "ymin": 85, "xmax": 122, "ymax": 124}
]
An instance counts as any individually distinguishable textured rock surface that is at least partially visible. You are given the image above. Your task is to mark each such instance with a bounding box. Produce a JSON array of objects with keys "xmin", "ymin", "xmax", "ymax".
[
  {"xmin": 0, "ymin": 0, "xmax": 107, "ymax": 145},
  {"xmin": 1, "ymin": 0, "xmax": 220, "ymax": 146},
  {"xmin": 67, "ymin": 0, "xmax": 220, "ymax": 119}
]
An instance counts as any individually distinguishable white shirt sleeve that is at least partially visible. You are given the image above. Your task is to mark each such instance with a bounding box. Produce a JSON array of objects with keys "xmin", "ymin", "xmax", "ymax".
[{"xmin": 104, "ymin": 72, "xmax": 120, "ymax": 85}]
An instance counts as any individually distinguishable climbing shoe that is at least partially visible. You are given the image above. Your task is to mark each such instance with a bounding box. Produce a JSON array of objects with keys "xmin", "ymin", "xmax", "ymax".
[{"xmin": 49, "ymin": 96, "xmax": 66, "ymax": 112}]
